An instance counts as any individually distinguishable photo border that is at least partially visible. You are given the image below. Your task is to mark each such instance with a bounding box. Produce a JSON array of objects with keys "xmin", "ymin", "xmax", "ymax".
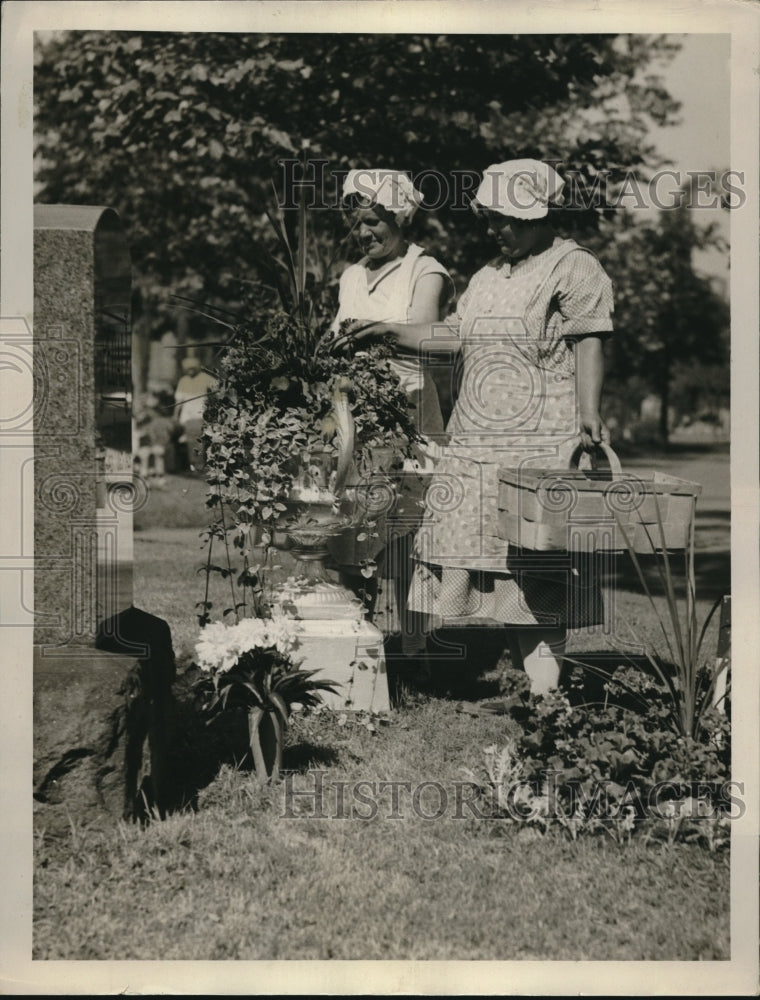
[{"xmin": 2, "ymin": 1, "xmax": 758, "ymax": 994}]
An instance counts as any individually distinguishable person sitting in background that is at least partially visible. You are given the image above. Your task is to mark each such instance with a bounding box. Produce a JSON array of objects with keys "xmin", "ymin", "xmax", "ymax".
[{"xmin": 174, "ymin": 356, "xmax": 216, "ymax": 471}]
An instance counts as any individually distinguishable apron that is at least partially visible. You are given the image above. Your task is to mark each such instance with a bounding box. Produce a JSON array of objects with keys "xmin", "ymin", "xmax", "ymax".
[{"xmin": 408, "ymin": 240, "xmax": 604, "ymax": 628}]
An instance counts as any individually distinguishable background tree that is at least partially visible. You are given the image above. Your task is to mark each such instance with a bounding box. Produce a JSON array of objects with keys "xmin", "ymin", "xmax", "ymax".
[
  {"xmin": 34, "ymin": 35, "xmax": 679, "ymax": 305},
  {"xmin": 589, "ymin": 192, "xmax": 729, "ymax": 443}
]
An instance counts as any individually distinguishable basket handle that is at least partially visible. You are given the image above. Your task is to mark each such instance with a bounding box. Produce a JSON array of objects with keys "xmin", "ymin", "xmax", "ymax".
[{"xmin": 568, "ymin": 440, "xmax": 623, "ymax": 476}]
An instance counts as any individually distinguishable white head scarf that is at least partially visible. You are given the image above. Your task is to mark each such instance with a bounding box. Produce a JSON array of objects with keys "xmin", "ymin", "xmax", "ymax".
[
  {"xmin": 474, "ymin": 159, "xmax": 566, "ymax": 220},
  {"xmin": 342, "ymin": 169, "xmax": 424, "ymax": 225}
]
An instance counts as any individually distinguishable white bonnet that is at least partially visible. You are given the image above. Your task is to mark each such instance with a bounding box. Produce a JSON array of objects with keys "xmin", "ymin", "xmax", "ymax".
[
  {"xmin": 342, "ymin": 169, "xmax": 424, "ymax": 225},
  {"xmin": 474, "ymin": 159, "xmax": 566, "ymax": 220}
]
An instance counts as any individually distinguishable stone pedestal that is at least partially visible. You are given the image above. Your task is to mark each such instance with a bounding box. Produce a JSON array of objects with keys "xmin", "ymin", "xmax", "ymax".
[
  {"xmin": 293, "ymin": 619, "xmax": 391, "ymax": 714},
  {"xmin": 269, "ymin": 552, "xmax": 392, "ymax": 714}
]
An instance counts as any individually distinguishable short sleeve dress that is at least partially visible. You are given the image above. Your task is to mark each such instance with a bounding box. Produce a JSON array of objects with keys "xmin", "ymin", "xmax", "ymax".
[
  {"xmin": 329, "ymin": 243, "xmax": 454, "ymax": 573},
  {"xmin": 407, "ymin": 236, "xmax": 614, "ymax": 628},
  {"xmin": 333, "ymin": 243, "xmax": 453, "ymax": 449}
]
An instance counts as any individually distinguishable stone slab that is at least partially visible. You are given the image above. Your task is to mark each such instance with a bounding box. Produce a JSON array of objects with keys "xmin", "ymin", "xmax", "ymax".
[{"xmin": 34, "ymin": 205, "xmax": 133, "ymax": 647}]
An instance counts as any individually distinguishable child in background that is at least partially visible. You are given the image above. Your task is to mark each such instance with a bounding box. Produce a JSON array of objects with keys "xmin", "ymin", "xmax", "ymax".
[{"xmin": 134, "ymin": 393, "xmax": 179, "ymax": 487}]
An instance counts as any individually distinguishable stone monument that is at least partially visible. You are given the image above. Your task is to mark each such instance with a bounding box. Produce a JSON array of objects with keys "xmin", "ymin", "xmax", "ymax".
[
  {"xmin": 33, "ymin": 205, "xmax": 175, "ymax": 829},
  {"xmin": 267, "ymin": 470, "xmax": 392, "ymax": 715}
]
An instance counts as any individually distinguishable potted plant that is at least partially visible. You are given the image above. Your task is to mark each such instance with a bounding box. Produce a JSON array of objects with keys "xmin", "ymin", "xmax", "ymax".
[
  {"xmin": 194, "ymin": 616, "xmax": 337, "ymax": 780},
  {"xmin": 193, "ymin": 160, "xmax": 420, "ymax": 614}
]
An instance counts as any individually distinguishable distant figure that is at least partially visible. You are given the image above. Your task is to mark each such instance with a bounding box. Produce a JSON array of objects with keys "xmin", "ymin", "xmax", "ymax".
[
  {"xmin": 133, "ymin": 392, "xmax": 179, "ymax": 487},
  {"xmin": 174, "ymin": 357, "xmax": 216, "ymax": 470}
]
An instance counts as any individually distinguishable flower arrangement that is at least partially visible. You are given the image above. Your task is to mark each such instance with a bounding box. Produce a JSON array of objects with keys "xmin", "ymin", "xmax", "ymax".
[
  {"xmin": 190, "ymin": 155, "xmax": 420, "ymax": 620},
  {"xmin": 195, "ymin": 615, "xmax": 300, "ymax": 677},
  {"xmin": 189, "ymin": 151, "xmax": 419, "ymax": 741},
  {"xmin": 202, "ymin": 309, "xmax": 418, "ymax": 533},
  {"xmin": 195, "ymin": 615, "xmax": 336, "ymax": 713},
  {"xmin": 194, "ymin": 615, "xmax": 338, "ymax": 779}
]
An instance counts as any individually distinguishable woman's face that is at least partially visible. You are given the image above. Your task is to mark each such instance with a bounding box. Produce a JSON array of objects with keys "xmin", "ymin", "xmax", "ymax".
[
  {"xmin": 350, "ymin": 205, "xmax": 406, "ymax": 263},
  {"xmin": 482, "ymin": 210, "xmax": 543, "ymax": 261}
]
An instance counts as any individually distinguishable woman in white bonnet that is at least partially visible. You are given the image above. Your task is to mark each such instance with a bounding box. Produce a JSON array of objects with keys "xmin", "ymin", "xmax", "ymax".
[
  {"xmin": 331, "ymin": 168, "xmax": 454, "ymax": 671},
  {"xmin": 337, "ymin": 159, "xmax": 614, "ymax": 696},
  {"xmin": 333, "ymin": 168, "xmax": 453, "ymax": 443}
]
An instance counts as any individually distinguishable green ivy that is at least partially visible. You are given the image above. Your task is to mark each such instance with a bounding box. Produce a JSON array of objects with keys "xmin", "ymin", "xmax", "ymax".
[{"xmin": 202, "ymin": 307, "xmax": 418, "ymax": 530}]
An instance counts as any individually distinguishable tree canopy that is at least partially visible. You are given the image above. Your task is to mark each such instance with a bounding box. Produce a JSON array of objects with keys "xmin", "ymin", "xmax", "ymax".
[
  {"xmin": 34, "ymin": 31, "xmax": 728, "ymax": 437},
  {"xmin": 592, "ymin": 199, "xmax": 729, "ymax": 440},
  {"xmin": 35, "ymin": 32, "xmax": 681, "ymax": 299}
]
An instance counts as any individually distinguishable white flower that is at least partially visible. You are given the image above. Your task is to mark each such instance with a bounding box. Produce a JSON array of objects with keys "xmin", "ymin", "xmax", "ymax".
[
  {"xmin": 233, "ymin": 615, "xmax": 271, "ymax": 654},
  {"xmin": 194, "ymin": 615, "xmax": 302, "ymax": 674},
  {"xmin": 195, "ymin": 621, "xmax": 241, "ymax": 674},
  {"xmin": 266, "ymin": 614, "xmax": 302, "ymax": 656}
]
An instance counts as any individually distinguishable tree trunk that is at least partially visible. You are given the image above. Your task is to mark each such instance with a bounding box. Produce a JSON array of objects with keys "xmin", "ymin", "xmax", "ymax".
[
  {"xmin": 131, "ymin": 289, "xmax": 151, "ymax": 400},
  {"xmin": 658, "ymin": 357, "xmax": 671, "ymax": 444}
]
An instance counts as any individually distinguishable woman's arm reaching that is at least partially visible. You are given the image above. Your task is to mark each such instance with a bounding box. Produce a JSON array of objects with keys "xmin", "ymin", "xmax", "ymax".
[
  {"xmin": 574, "ymin": 334, "xmax": 606, "ymax": 450},
  {"xmin": 334, "ymin": 315, "xmax": 461, "ymax": 357}
]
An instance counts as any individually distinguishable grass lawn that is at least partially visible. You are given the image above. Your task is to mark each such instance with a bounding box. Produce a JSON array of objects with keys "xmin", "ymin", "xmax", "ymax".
[{"xmin": 33, "ymin": 448, "xmax": 731, "ymax": 961}]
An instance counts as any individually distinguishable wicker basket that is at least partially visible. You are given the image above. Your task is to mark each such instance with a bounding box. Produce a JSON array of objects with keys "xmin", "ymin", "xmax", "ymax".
[{"xmin": 497, "ymin": 443, "xmax": 702, "ymax": 553}]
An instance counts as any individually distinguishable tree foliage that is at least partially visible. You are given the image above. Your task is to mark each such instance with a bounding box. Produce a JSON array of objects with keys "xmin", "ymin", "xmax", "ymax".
[
  {"xmin": 35, "ymin": 31, "xmax": 728, "ymax": 431},
  {"xmin": 589, "ymin": 202, "xmax": 729, "ymax": 440},
  {"xmin": 35, "ymin": 32, "xmax": 681, "ymax": 301}
]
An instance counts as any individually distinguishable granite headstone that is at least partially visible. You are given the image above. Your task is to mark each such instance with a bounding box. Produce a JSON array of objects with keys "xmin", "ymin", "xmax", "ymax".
[{"xmin": 33, "ymin": 206, "xmax": 176, "ymax": 828}]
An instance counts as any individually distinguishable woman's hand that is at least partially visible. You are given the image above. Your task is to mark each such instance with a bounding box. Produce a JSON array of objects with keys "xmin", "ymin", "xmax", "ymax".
[
  {"xmin": 332, "ymin": 318, "xmax": 387, "ymax": 354},
  {"xmin": 578, "ymin": 411, "xmax": 609, "ymax": 452}
]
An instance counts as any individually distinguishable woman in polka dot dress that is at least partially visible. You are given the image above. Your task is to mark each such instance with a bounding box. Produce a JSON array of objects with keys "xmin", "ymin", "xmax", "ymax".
[{"xmin": 336, "ymin": 159, "xmax": 614, "ymax": 694}]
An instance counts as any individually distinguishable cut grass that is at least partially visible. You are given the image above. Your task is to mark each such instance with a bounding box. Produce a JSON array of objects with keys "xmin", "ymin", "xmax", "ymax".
[
  {"xmin": 33, "ymin": 455, "xmax": 731, "ymax": 961},
  {"xmin": 34, "ymin": 701, "xmax": 729, "ymax": 961},
  {"xmin": 131, "ymin": 525, "xmax": 725, "ymax": 684}
]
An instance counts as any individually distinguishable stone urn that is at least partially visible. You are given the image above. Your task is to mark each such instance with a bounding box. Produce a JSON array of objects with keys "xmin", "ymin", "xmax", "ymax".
[{"xmin": 268, "ymin": 380, "xmax": 366, "ymax": 620}]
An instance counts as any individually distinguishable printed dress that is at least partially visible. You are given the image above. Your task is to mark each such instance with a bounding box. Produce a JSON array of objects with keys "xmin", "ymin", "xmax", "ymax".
[{"xmin": 407, "ymin": 237, "xmax": 614, "ymax": 628}]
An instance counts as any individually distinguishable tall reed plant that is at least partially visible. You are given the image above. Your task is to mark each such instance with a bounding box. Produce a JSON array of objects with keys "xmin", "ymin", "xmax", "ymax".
[{"xmin": 613, "ymin": 493, "xmax": 726, "ymax": 739}]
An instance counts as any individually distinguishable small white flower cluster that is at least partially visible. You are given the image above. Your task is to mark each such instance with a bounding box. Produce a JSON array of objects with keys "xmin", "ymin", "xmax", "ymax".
[
  {"xmin": 289, "ymin": 484, "xmax": 336, "ymax": 503},
  {"xmin": 195, "ymin": 615, "xmax": 302, "ymax": 674}
]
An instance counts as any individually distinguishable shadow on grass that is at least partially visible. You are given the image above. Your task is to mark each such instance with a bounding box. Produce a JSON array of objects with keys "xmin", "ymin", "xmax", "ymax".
[
  {"xmin": 384, "ymin": 624, "xmax": 720, "ymax": 713},
  {"xmin": 383, "ymin": 627, "xmax": 510, "ymax": 704},
  {"xmin": 384, "ymin": 629, "xmax": 658, "ymax": 706},
  {"xmin": 385, "ymin": 621, "xmax": 693, "ymax": 700},
  {"xmin": 603, "ymin": 549, "xmax": 730, "ymax": 604},
  {"xmin": 283, "ymin": 741, "xmax": 340, "ymax": 772},
  {"xmin": 165, "ymin": 665, "xmax": 340, "ymax": 813}
]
